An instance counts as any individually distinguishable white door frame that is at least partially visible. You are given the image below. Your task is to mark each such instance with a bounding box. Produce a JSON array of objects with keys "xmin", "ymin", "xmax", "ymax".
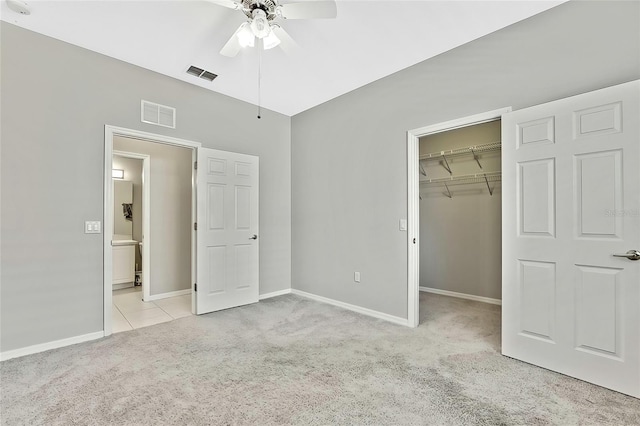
[
  {"xmin": 406, "ymin": 107, "xmax": 511, "ymax": 327},
  {"xmin": 104, "ymin": 125, "xmax": 201, "ymax": 336},
  {"xmin": 113, "ymin": 150, "xmax": 151, "ymax": 301}
]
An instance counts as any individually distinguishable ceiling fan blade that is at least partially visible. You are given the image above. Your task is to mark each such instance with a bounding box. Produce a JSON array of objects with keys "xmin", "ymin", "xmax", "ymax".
[
  {"xmin": 220, "ymin": 24, "xmax": 244, "ymax": 57},
  {"xmin": 271, "ymin": 26, "xmax": 298, "ymax": 54},
  {"xmin": 279, "ymin": 1, "xmax": 337, "ymax": 19},
  {"xmin": 203, "ymin": 0, "xmax": 242, "ymax": 10}
]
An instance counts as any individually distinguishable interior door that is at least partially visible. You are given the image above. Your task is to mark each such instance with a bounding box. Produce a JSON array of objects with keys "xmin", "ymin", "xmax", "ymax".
[
  {"xmin": 502, "ymin": 80, "xmax": 639, "ymax": 397},
  {"xmin": 196, "ymin": 147, "xmax": 259, "ymax": 314}
]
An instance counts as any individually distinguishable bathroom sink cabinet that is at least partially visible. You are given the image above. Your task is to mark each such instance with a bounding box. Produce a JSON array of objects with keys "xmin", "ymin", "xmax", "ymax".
[{"xmin": 112, "ymin": 244, "xmax": 135, "ymax": 287}]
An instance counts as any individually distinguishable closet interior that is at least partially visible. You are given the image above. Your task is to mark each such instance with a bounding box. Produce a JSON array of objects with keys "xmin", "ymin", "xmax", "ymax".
[{"xmin": 419, "ymin": 120, "xmax": 502, "ymax": 303}]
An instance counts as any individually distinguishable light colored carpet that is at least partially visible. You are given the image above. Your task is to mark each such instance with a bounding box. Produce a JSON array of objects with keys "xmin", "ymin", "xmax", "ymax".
[{"xmin": 1, "ymin": 293, "xmax": 639, "ymax": 425}]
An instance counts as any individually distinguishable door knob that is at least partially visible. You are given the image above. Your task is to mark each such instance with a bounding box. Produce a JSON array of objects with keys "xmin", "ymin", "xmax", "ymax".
[
  {"xmin": 613, "ymin": 250, "xmax": 640, "ymax": 261},
  {"xmin": 249, "ymin": 234, "xmax": 258, "ymax": 240}
]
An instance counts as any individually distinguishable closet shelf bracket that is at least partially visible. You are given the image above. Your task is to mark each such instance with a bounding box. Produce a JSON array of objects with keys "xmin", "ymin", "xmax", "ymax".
[
  {"xmin": 471, "ymin": 148, "xmax": 483, "ymax": 170},
  {"xmin": 443, "ymin": 183, "xmax": 452, "ymax": 199},
  {"xmin": 441, "ymin": 154, "xmax": 452, "ymax": 174},
  {"xmin": 484, "ymin": 174, "xmax": 494, "ymax": 196}
]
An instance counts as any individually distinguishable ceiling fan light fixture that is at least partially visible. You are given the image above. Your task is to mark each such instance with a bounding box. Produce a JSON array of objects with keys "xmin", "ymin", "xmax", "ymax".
[
  {"xmin": 237, "ymin": 22, "xmax": 255, "ymax": 48},
  {"xmin": 250, "ymin": 9, "xmax": 271, "ymax": 39},
  {"xmin": 263, "ymin": 29, "xmax": 281, "ymax": 50}
]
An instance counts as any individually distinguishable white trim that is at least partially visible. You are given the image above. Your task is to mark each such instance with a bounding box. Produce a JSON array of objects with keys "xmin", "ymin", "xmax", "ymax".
[
  {"xmin": 112, "ymin": 282, "xmax": 135, "ymax": 291},
  {"xmin": 104, "ymin": 129, "xmax": 114, "ymax": 336},
  {"xmin": 407, "ymin": 131, "xmax": 420, "ymax": 328},
  {"xmin": 291, "ymin": 289, "xmax": 409, "ymax": 327},
  {"xmin": 410, "ymin": 108, "xmax": 512, "ymax": 137},
  {"xmin": 406, "ymin": 107, "xmax": 511, "ymax": 329},
  {"xmin": 259, "ymin": 289, "xmax": 292, "ymax": 300},
  {"xmin": 146, "ymin": 289, "xmax": 191, "ymax": 301},
  {"xmin": 106, "ymin": 125, "xmax": 202, "ymax": 149},
  {"xmin": 420, "ymin": 286, "xmax": 502, "ymax": 306},
  {"xmin": 104, "ymin": 125, "xmax": 202, "ymax": 337},
  {"xmin": 191, "ymin": 148, "xmax": 197, "ymax": 315},
  {"xmin": 113, "ymin": 150, "xmax": 151, "ymax": 302},
  {"xmin": 0, "ymin": 331, "xmax": 104, "ymax": 362}
]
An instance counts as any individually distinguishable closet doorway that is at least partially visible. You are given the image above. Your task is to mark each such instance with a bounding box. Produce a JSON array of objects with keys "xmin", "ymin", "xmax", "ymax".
[
  {"xmin": 406, "ymin": 108, "xmax": 511, "ymax": 327},
  {"xmin": 418, "ymin": 120, "xmax": 502, "ymax": 306}
]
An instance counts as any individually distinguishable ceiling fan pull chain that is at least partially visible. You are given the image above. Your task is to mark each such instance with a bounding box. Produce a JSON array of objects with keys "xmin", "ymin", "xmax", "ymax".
[{"xmin": 257, "ymin": 41, "xmax": 262, "ymax": 119}]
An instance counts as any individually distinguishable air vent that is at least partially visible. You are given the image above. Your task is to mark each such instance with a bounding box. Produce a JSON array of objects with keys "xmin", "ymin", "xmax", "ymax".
[
  {"xmin": 187, "ymin": 65, "xmax": 218, "ymax": 82},
  {"xmin": 141, "ymin": 100, "xmax": 176, "ymax": 129}
]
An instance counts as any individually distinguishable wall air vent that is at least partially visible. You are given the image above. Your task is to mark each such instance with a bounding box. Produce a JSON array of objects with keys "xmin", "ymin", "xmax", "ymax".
[
  {"xmin": 141, "ymin": 100, "xmax": 176, "ymax": 129},
  {"xmin": 187, "ymin": 65, "xmax": 218, "ymax": 82}
]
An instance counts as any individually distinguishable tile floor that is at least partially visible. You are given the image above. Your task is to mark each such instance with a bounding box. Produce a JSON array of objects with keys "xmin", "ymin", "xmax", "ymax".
[{"xmin": 112, "ymin": 286, "xmax": 192, "ymax": 333}]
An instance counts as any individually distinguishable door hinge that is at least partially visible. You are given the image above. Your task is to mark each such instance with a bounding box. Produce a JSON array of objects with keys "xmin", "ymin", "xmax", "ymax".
[
  {"xmin": 194, "ymin": 222, "xmax": 197, "ymax": 231},
  {"xmin": 194, "ymin": 161, "xmax": 197, "ymax": 170},
  {"xmin": 194, "ymin": 283, "xmax": 197, "ymax": 292}
]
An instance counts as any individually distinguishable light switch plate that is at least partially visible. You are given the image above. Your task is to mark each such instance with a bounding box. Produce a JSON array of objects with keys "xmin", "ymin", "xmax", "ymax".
[
  {"xmin": 354, "ymin": 272, "xmax": 361, "ymax": 282},
  {"xmin": 399, "ymin": 219, "xmax": 407, "ymax": 231},
  {"xmin": 85, "ymin": 221, "xmax": 101, "ymax": 234}
]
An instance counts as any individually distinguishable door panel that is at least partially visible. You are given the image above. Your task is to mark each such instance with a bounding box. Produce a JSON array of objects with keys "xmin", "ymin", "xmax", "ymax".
[
  {"xmin": 575, "ymin": 150, "xmax": 622, "ymax": 238},
  {"xmin": 207, "ymin": 184, "xmax": 225, "ymax": 230},
  {"xmin": 574, "ymin": 102, "xmax": 621, "ymax": 137},
  {"xmin": 517, "ymin": 116, "xmax": 555, "ymax": 147},
  {"xmin": 235, "ymin": 186, "xmax": 251, "ymax": 229},
  {"xmin": 518, "ymin": 260, "xmax": 556, "ymax": 341},
  {"xmin": 207, "ymin": 246, "xmax": 227, "ymax": 294},
  {"xmin": 518, "ymin": 158, "xmax": 556, "ymax": 236},
  {"xmin": 196, "ymin": 148, "xmax": 259, "ymax": 314},
  {"xmin": 502, "ymin": 80, "xmax": 639, "ymax": 397},
  {"xmin": 574, "ymin": 265, "xmax": 620, "ymax": 356}
]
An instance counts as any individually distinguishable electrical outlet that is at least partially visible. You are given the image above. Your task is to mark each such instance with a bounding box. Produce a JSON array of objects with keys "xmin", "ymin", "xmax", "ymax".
[{"xmin": 354, "ymin": 272, "xmax": 361, "ymax": 283}]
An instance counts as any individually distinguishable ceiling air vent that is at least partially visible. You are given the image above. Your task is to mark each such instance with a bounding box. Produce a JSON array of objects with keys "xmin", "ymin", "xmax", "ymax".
[
  {"xmin": 187, "ymin": 65, "xmax": 218, "ymax": 82},
  {"xmin": 141, "ymin": 100, "xmax": 176, "ymax": 129}
]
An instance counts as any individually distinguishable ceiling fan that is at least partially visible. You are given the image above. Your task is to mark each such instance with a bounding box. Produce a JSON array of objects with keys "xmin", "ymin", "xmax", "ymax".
[{"xmin": 207, "ymin": 0, "xmax": 337, "ymax": 57}]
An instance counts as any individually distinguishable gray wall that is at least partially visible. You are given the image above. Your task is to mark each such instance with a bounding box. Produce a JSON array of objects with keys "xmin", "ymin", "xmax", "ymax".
[
  {"xmin": 291, "ymin": 1, "xmax": 640, "ymax": 319},
  {"xmin": 419, "ymin": 121, "xmax": 502, "ymax": 300},
  {"xmin": 0, "ymin": 23, "xmax": 291, "ymax": 352},
  {"xmin": 114, "ymin": 137, "xmax": 193, "ymax": 296}
]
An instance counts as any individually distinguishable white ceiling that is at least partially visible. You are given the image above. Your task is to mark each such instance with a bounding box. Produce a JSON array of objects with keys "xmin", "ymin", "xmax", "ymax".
[{"xmin": 1, "ymin": 0, "xmax": 566, "ymax": 116}]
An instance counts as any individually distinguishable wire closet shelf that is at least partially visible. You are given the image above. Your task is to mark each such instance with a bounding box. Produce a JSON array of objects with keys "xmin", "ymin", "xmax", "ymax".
[
  {"xmin": 419, "ymin": 141, "xmax": 502, "ymax": 162},
  {"xmin": 419, "ymin": 141, "xmax": 502, "ymax": 197}
]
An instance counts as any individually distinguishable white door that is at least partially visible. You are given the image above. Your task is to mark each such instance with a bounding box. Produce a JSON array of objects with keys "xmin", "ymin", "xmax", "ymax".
[
  {"xmin": 502, "ymin": 80, "xmax": 639, "ymax": 397},
  {"xmin": 196, "ymin": 148, "xmax": 259, "ymax": 314}
]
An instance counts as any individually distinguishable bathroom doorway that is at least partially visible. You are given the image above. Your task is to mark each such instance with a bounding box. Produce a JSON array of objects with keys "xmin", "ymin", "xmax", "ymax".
[
  {"xmin": 112, "ymin": 151, "xmax": 148, "ymax": 297},
  {"xmin": 106, "ymin": 130, "xmax": 197, "ymax": 334}
]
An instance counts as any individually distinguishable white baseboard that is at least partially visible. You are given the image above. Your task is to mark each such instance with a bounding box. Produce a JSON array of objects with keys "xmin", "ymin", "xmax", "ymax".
[
  {"xmin": 0, "ymin": 331, "xmax": 104, "ymax": 362},
  {"xmin": 420, "ymin": 286, "xmax": 502, "ymax": 306},
  {"xmin": 259, "ymin": 289, "xmax": 292, "ymax": 300},
  {"xmin": 291, "ymin": 289, "xmax": 409, "ymax": 327},
  {"xmin": 112, "ymin": 282, "xmax": 134, "ymax": 291},
  {"xmin": 146, "ymin": 288, "xmax": 191, "ymax": 301}
]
